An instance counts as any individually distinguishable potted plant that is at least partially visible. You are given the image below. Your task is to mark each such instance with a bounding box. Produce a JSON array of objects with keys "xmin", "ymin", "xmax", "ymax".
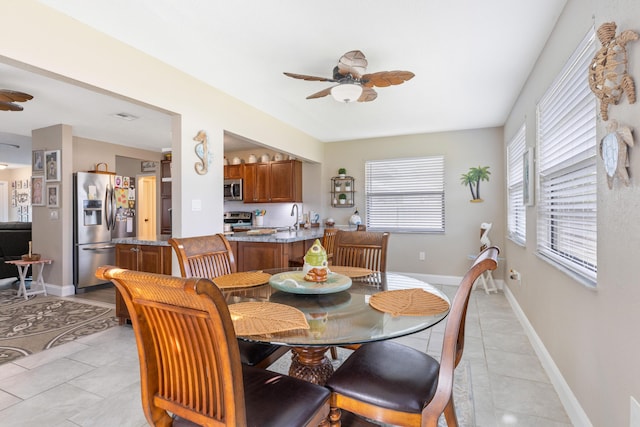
[
  {"xmin": 338, "ymin": 168, "xmax": 346, "ymax": 178},
  {"xmin": 344, "ymin": 181, "xmax": 351, "ymax": 191},
  {"xmin": 460, "ymin": 165, "xmax": 491, "ymax": 202},
  {"xmin": 338, "ymin": 193, "xmax": 347, "ymax": 204},
  {"xmin": 335, "ymin": 182, "xmax": 342, "ymax": 192}
]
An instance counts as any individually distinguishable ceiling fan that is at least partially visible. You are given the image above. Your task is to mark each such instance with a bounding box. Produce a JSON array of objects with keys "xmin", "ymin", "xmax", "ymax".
[
  {"xmin": 284, "ymin": 50, "xmax": 415, "ymax": 103},
  {"xmin": 0, "ymin": 90, "xmax": 33, "ymax": 111}
]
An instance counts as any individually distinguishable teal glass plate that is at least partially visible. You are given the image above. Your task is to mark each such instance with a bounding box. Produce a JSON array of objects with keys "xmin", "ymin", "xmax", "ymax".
[{"xmin": 269, "ymin": 271, "xmax": 352, "ymax": 294}]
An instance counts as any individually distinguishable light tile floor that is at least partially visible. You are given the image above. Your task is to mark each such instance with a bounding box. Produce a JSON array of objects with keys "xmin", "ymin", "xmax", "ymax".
[{"xmin": 0, "ymin": 284, "xmax": 572, "ymax": 427}]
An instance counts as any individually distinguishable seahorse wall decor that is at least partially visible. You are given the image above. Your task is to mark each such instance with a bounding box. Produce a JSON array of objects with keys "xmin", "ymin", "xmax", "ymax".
[
  {"xmin": 193, "ymin": 130, "xmax": 210, "ymax": 175},
  {"xmin": 588, "ymin": 22, "xmax": 638, "ymax": 121}
]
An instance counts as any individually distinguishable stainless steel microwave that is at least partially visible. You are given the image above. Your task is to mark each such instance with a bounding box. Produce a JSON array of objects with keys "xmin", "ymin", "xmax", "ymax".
[{"xmin": 224, "ymin": 179, "xmax": 243, "ymax": 201}]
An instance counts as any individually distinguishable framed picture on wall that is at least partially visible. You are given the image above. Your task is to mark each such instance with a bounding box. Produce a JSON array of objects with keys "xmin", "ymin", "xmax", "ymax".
[
  {"xmin": 31, "ymin": 176, "xmax": 45, "ymax": 206},
  {"xmin": 523, "ymin": 147, "xmax": 535, "ymax": 206},
  {"xmin": 47, "ymin": 184, "xmax": 59, "ymax": 208},
  {"xmin": 141, "ymin": 161, "xmax": 157, "ymax": 172},
  {"xmin": 45, "ymin": 150, "xmax": 61, "ymax": 182},
  {"xmin": 32, "ymin": 150, "xmax": 44, "ymax": 174}
]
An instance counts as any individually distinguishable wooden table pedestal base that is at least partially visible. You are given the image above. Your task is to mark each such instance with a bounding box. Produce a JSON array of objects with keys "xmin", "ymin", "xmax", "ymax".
[{"xmin": 289, "ymin": 346, "xmax": 333, "ymax": 385}]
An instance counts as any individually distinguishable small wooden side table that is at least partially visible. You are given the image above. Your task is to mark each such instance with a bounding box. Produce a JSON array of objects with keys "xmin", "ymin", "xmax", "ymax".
[{"xmin": 5, "ymin": 258, "xmax": 52, "ymax": 300}]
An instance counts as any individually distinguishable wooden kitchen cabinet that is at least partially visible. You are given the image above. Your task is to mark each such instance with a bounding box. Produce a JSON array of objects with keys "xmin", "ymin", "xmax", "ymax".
[
  {"xmin": 243, "ymin": 160, "xmax": 302, "ymax": 203},
  {"xmin": 114, "ymin": 243, "xmax": 172, "ymax": 323},
  {"xmin": 224, "ymin": 164, "xmax": 244, "ymax": 179},
  {"xmin": 234, "ymin": 239, "xmax": 310, "ymax": 272}
]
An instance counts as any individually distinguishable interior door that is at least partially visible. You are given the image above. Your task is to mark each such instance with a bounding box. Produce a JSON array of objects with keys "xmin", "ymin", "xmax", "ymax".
[{"xmin": 137, "ymin": 175, "xmax": 157, "ymax": 237}]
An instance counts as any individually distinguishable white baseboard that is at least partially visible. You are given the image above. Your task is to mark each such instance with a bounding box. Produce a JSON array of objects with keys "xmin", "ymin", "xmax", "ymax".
[
  {"xmin": 503, "ymin": 285, "xmax": 592, "ymax": 427},
  {"xmin": 44, "ymin": 283, "xmax": 76, "ymax": 297},
  {"xmin": 394, "ymin": 272, "xmax": 505, "ymax": 291}
]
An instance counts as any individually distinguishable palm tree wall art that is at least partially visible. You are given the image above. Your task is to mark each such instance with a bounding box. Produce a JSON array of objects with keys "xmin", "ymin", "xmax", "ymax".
[{"xmin": 460, "ymin": 165, "xmax": 491, "ymax": 202}]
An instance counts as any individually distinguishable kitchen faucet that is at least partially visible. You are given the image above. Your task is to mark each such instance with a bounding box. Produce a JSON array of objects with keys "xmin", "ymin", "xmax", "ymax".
[{"xmin": 290, "ymin": 204, "xmax": 299, "ymax": 230}]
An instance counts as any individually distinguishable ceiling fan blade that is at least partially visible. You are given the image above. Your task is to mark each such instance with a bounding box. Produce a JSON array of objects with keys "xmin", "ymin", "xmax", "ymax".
[
  {"xmin": 0, "ymin": 101, "xmax": 24, "ymax": 111},
  {"xmin": 361, "ymin": 70, "xmax": 415, "ymax": 88},
  {"xmin": 337, "ymin": 50, "xmax": 368, "ymax": 78},
  {"xmin": 358, "ymin": 87, "xmax": 378, "ymax": 102},
  {"xmin": 0, "ymin": 90, "xmax": 33, "ymax": 103},
  {"xmin": 306, "ymin": 86, "xmax": 334, "ymax": 100},
  {"xmin": 283, "ymin": 72, "xmax": 336, "ymax": 83}
]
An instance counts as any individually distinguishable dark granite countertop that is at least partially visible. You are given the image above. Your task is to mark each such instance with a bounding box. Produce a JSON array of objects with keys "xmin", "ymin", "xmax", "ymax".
[
  {"xmin": 112, "ymin": 235, "xmax": 172, "ymax": 246},
  {"xmin": 226, "ymin": 227, "xmax": 325, "ymax": 243}
]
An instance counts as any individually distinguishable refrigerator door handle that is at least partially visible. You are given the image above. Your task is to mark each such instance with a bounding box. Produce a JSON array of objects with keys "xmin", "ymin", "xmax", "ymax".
[
  {"xmin": 82, "ymin": 244, "xmax": 116, "ymax": 250},
  {"xmin": 105, "ymin": 183, "xmax": 114, "ymax": 230}
]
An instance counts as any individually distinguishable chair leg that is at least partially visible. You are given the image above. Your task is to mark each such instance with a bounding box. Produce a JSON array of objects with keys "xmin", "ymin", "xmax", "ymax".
[
  {"xmin": 443, "ymin": 395, "xmax": 459, "ymax": 427},
  {"xmin": 329, "ymin": 406, "xmax": 341, "ymax": 427},
  {"xmin": 330, "ymin": 346, "xmax": 338, "ymax": 360}
]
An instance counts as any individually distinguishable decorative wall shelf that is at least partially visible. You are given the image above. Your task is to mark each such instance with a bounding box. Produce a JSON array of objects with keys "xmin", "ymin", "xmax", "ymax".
[{"xmin": 331, "ymin": 176, "xmax": 355, "ymax": 208}]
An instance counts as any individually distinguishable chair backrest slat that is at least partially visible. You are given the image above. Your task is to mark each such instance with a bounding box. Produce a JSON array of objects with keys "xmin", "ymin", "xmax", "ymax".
[{"xmin": 322, "ymin": 228, "xmax": 338, "ymax": 262}]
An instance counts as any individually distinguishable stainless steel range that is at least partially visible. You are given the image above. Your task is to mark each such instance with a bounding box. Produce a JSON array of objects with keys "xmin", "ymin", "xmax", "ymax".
[{"xmin": 223, "ymin": 211, "xmax": 253, "ymax": 229}]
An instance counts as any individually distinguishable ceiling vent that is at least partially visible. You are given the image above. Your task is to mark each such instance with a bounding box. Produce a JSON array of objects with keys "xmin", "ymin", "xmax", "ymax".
[{"xmin": 112, "ymin": 112, "xmax": 139, "ymax": 121}]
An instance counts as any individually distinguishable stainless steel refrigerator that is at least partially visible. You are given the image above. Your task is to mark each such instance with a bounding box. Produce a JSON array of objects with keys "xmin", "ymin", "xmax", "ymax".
[{"xmin": 73, "ymin": 171, "xmax": 136, "ymax": 289}]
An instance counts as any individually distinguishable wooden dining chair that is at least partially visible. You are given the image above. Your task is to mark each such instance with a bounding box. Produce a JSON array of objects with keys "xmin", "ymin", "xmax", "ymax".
[
  {"xmin": 169, "ymin": 234, "xmax": 289, "ymax": 369},
  {"xmin": 96, "ymin": 266, "xmax": 330, "ymax": 427},
  {"xmin": 325, "ymin": 246, "xmax": 500, "ymax": 427},
  {"xmin": 169, "ymin": 233, "xmax": 237, "ymax": 278},
  {"xmin": 332, "ymin": 230, "xmax": 390, "ymax": 272},
  {"xmin": 329, "ymin": 230, "xmax": 390, "ymax": 359}
]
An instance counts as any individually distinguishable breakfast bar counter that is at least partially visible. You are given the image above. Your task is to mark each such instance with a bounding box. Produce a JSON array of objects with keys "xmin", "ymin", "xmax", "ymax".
[
  {"xmin": 226, "ymin": 228, "xmax": 325, "ymax": 271},
  {"xmin": 225, "ymin": 227, "xmax": 325, "ymax": 243}
]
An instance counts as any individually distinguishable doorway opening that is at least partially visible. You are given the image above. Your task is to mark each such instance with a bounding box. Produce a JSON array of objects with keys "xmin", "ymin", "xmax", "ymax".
[{"xmin": 137, "ymin": 175, "xmax": 157, "ymax": 238}]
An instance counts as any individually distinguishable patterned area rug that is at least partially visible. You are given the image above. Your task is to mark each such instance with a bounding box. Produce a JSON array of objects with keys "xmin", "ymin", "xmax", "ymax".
[
  {"xmin": 269, "ymin": 348, "xmax": 476, "ymax": 427},
  {"xmin": 0, "ymin": 289, "xmax": 118, "ymax": 364}
]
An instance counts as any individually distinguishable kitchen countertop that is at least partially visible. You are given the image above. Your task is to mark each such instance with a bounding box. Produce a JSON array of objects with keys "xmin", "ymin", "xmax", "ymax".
[
  {"xmin": 226, "ymin": 227, "xmax": 325, "ymax": 243},
  {"xmin": 112, "ymin": 235, "xmax": 172, "ymax": 246}
]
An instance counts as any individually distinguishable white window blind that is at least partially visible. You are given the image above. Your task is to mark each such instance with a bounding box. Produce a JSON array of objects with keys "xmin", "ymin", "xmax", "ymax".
[
  {"xmin": 365, "ymin": 156, "xmax": 444, "ymax": 233},
  {"xmin": 507, "ymin": 123, "xmax": 526, "ymax": 245},
  {"xmin": 536, "ymin": 28, "xmax": 597, "ymax": 285}
]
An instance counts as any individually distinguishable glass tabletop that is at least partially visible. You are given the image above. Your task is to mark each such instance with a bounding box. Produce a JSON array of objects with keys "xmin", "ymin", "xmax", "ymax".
[{"xmin": 223, "ymin": 268, "xmax": 450, "ymax": 347}]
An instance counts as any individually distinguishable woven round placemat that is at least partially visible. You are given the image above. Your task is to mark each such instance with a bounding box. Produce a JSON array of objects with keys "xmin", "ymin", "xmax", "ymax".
[
  {"xmin": 329, "ymin": 266, "xmax": 373, "ymax": 278},
  {"xmin": 369, "ymin": 288, "xmax": 450, "ymax": 317},
  {"xmin": 229, "ymin": 302, "xmax": 310, "ymax": 335},
  {"xmin": 212, "ymin": 271, "xmax": 271, "ymax": 289}
]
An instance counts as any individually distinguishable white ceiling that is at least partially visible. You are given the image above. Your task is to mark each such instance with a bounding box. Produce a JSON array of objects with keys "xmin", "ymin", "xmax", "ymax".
[{"xmin": 1, "ymin": 0, "xmax": 567, "ymax": 167}]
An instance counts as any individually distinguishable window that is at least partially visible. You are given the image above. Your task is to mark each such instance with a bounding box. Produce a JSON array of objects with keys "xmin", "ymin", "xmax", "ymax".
[
  {"xmin": 365, "ymin": 156, "xmax": 444, "ymax": 233},
  {"xmin": 536, "ymin": 28, "xmax": 597, "ymax": 285},
  {"xmin": 507, "ymin": 123, "xmax": 526, "ymax": 245}
]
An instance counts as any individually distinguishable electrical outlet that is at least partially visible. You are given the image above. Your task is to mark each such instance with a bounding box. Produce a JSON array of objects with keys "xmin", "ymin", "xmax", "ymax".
[
  {"xmin": 509, "ymin": 269, "xmax": 521, "ymax": 281},
  {"xmin": 419, "ymin": 251, "xmax": 425, "ymax": 261}
]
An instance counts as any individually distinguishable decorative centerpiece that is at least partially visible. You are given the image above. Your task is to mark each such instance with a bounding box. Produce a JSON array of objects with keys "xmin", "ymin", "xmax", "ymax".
[{"xmin": 303, "ymin": 239, "xmax": 329, "ymax": 282}]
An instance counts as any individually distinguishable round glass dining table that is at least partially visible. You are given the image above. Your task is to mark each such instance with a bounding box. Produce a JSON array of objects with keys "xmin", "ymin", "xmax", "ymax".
[{"xmin": 223, "ymin": 268, "xmax": 450, "ymax": 385}]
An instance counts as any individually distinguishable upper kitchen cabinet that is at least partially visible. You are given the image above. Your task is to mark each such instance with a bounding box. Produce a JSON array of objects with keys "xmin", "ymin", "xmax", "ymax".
[
  {"xmin": 224, "ymin": 164, "xmax": 243, "ymax": 179},
  {"xmin": 244, "ymin": 160, "xmax": 302, "ymax": 203}
]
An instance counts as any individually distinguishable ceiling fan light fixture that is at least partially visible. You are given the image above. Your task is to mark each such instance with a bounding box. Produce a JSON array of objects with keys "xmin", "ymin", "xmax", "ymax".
[{"xmin": 331, "ymin": 83, "xmax": 362, "ymax": 103}]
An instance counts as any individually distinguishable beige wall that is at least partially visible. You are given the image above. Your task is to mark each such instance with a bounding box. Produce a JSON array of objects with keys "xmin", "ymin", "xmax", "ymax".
[
  {"xmin": 324, "ymin": 128, "xmax": 505, "ymax": 277},
  {"xmin": 504, "ymin": 0, "xmax": 640, "ymax": 425}
]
